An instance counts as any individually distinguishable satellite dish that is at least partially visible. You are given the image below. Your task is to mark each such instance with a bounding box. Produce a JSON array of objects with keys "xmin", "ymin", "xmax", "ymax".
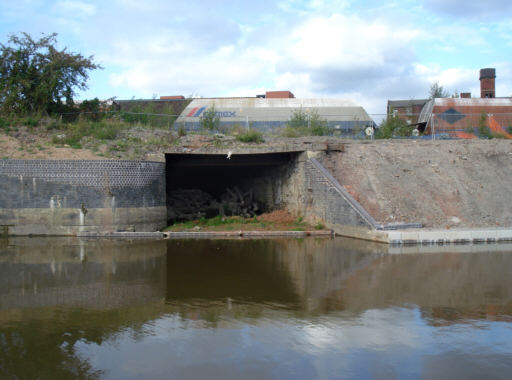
[{"xmin": 365, "ymin": 127, "xmax": 374, "ymax": 136}]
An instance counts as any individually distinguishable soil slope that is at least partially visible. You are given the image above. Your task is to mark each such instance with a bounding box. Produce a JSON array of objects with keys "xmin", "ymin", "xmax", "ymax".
[{"xmin": 322, "ymin": 139, "xmax": 512, "ymax": 228}]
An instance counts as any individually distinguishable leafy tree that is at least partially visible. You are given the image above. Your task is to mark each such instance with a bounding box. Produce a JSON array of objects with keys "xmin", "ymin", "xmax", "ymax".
[
  {"xmin": 309, "ymin": 110, "xmax": 330, "ymax": 136},
  {"xmin": 286, "ymin": 108, "xmax": 330, "ymax": 136},
  {"xmin": 199, "ymin": 106, "xmax": 220, "ymax": 131},
  {"xmin": 429, "ymin": 81, "xmax": 449, "ymax": 99},
  {"xmin": 288, "ymin": 107, "xmax": 309, "ymax": 129},
  {"xmin": 0, "ymin": 32, "xmax": 101, "ymax": 115},
  {"xmin": 376, "ymin": 114, "xmax": 413, "ymax": 138}
]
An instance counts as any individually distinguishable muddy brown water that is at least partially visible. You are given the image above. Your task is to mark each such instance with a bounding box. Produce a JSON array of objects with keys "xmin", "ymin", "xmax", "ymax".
[{"xmin": 1, "ymin": 237, "xmax": 512, "ymax": 379}]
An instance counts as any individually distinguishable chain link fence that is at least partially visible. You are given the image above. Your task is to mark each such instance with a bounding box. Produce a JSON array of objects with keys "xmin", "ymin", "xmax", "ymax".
[{"xmin": 54, "ymin": 110, "xmax": 512, "ymax": 140}]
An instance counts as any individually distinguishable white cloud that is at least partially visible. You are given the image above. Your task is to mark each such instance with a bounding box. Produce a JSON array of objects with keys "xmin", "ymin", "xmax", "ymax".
[
  {"xmin": 4, "ymin": 0, "xmax": 510, "ymax": 114},
  {"xmin": 285, "ymin": 14, "xmax": 419, "ymax": 70},
  {"xmin": 55, "ymin": 1, "xmax": 97, "ymax": 17}
]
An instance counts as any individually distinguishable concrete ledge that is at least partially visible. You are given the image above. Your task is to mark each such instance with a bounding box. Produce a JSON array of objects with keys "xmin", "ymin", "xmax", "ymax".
[
  {"xmin": 385, "ymin": 228, "xmax": 512, "ymax": 245},
  {"xmin": 78, "ymin": 231, "xmax": 165, "ymax": 239},
  {"xmin": 389, "ymin": 241, "xmax": 512, "ymax": 254},
  {"xmin": 165, "ymin": 230, "xmax": 333, "ymax": 239},
  {"xmin": 2, "ymin": 206, "xmax": 167, "ymax": 235}
]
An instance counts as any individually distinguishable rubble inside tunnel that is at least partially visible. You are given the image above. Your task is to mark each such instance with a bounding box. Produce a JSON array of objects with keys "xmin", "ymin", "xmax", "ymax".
[{"xmin": 165, "ymin": 152, "xmax": 301, "ymax": 224}]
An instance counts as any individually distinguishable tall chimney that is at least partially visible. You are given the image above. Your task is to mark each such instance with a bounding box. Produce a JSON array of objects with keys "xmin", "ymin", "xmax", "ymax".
[{"xmin": 480, "ymin": 68, "xmax": 496, "ymax": 98}]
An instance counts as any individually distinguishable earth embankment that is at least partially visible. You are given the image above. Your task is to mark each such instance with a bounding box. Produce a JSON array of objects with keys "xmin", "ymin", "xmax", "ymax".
[{"xmin": 321, "ymin": 139, "xmax": 512, "ymax": 228}]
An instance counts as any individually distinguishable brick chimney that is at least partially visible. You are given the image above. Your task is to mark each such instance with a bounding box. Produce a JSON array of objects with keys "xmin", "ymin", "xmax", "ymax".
[{"xmin": 480, "ymin": 68, "xmax": 496, "ymax": 98}]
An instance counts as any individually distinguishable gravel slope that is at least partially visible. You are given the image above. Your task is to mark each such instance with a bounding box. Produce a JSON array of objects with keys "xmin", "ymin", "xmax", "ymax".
[{"xmin": 321, "ymin": 139, "xmax": 512, "ymax": 228}]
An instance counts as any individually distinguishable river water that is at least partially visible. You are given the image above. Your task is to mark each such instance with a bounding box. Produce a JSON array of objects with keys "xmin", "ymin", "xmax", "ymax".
[{"xmin": 1, "ymin": 236, "xmax": 512, "ymax": 379}]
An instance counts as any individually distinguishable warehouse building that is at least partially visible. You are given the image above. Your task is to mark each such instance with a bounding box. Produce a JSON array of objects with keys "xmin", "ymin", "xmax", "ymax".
[
  {"xmin": 174, "ymin": 91, "xmax": 374, "ymax": 134},
  {"xmin": 417, "ymin": 68, "xmax": 512, "ymax": 138}
]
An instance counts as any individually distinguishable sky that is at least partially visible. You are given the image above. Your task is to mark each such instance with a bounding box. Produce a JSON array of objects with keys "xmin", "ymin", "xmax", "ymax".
[{"xmin": 1, "ymin": 0, "xmax": 512, "ymax": 115}]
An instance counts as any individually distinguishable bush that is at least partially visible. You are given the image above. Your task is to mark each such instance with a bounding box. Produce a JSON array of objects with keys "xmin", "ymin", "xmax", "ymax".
[
  {"xmin": 376, "ymin": 115, "xmax": 413, "ymax": 138},
  {"xmin": 51, "ymin": 118, "xmax": 122, "ymax": 148},
  {"xmin": 79, "ymin": 98, "xmax": 104, "ymax": 122},
  {"xmin": 477, "ymin": 112, "xmax": 492, "ymax": 138},
  {"xmin": 200, "ymin": 106, "xmax": 220, "ymax": 131},
  {"xmin": 0, "ymin": 117, "xmax": 10, "ymax": 132},
  {"xmin": 285, "ymin": 108, "xmax": 331, "ymax": 136},
  {"xmin": 236, "ymin": 129, "xmax": 264, "ymax": 143},
  {"xmin": 90, "ymin": 120, "xmax": 121, "ymax": 140},
  {"xmin": 24, "ymin": 116, "xmax": 39, "ymax": 128},
  {"xmin": 281, "ymin": 125, "xmax": 302, "ymax": 137},
  {"xmin": 178, "ymin": 125, "xmax": 187, "ymax": 137}
]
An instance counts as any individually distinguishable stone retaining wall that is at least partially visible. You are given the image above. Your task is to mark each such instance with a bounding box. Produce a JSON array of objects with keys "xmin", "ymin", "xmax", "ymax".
[{"xmin": 0, "ymin": 160, "xmax": 166, "ymax": 235}]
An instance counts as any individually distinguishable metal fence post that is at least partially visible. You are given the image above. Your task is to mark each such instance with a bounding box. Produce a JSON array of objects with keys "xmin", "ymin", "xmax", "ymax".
[{"xmin": 431, "ymin": 113, "xmax": 435, "ymax": 140}]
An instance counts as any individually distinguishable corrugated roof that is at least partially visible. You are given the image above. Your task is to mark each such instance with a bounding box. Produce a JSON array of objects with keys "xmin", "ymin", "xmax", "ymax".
[
  {"xmin": 388, "ymin": 99, "xmax": 428, "ymax": 108},
  {"xmin": 431, "ymin": 98, "xmax": 512, "ymax": 107},
  {"xmin": 184, "ymin": 98, "xmax": 360, "ymax": 108},
  {"xmin": 418, "ymin": 99, "xmax": 434, "ymax": 124},
  {"xmin": 176, "ymin": 98, "xmax": 372, "ymax": 124},
  {"xmin": 417, "ymin": 97, "xmax": 512, "ymax": 126}
]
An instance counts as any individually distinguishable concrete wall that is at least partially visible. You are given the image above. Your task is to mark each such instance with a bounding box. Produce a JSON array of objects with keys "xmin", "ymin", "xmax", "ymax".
[
  {"xmin": 0, "ymin": 160, "xmax": 166, "ymax": 235},
  {"xmin": 282, "ymin": 152, "xmax": 387, "ymax": 242}
]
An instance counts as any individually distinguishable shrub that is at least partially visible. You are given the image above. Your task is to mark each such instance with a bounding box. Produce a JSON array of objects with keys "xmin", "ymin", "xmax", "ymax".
[
  {"xmin": 24, "ymin": 116, "xmax": 39, "ymax": 128},
  {"xmin": 236, "ymin": 130, "xmax": 264, "ymax": 143},
  {"xmin": 79, "ymin": 98, "xmax": 105, "ymax": 122},
  {"xmin": 90, "ymin": 120, "xmax": 121, "ymax": 140},
  {"xmin": 478, "ymin": 112, "xmax": 492, "ymax": 138},
  {"xmin": 286, "ymin": 108, "xmax": 331, "ymax": 136},
  {"xmin": 200, "ymin": 106, "xmax": 220, "ymax": 131},
  {"xmin": 0, "ymin": 117, "xmax": 10, "ymax": 132},
  {"xmin": 376, "ymin": 115, "xmax": 413, "ymax": 138},
  {"xmin": 178, "ymin": 125, "xmax": 187, "ymax": 137},
  {"xmin": 281, "ymin": 125, "xmax": 302, "ymax": 137}
]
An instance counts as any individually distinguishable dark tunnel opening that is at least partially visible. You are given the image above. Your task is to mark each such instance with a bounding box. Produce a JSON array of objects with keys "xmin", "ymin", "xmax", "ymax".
[{"xmin": 165, "ymin": 152, "xmax": 301, "ymax": 225}]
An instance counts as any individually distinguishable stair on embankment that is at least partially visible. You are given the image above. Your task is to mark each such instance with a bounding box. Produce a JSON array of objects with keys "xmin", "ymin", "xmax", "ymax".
[{"xmin": 319, "ymin": 139, "xmax": 512, "ymax": 230}]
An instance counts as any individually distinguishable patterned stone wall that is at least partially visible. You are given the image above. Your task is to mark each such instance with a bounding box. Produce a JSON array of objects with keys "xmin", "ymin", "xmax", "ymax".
[
  {"xmin": 0, "ymin": 160, "xmax": 166, "ymax": 235},
  {"xmin": 304, "ymin": 160, "xmax": 372, "ymax": 228}
]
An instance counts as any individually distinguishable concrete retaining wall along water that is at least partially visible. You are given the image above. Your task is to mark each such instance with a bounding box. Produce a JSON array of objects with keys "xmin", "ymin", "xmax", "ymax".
[{"xmin": 0, "ymin": 160, "xmax": 166, "ymax": 235}]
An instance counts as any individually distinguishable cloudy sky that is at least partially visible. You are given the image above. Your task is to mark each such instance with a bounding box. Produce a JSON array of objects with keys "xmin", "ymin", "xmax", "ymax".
[{"xmin": 1, "ymin": 0, "xmax": 511, "ymax": 115}]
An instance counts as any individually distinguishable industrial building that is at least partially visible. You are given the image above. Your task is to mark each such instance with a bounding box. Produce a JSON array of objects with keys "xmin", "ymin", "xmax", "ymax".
[
  {"xmin": 387, "ymin": 68, "xmax": 512, "ymax": 138},
  {"xmin": 387, "ymin": 99, "xmax": 428, "ymax": 125},
  {"xmin": 418, "ymin": 97, "xmax": 512, "ymax": 138},
  {"xmin": 174, "ymin": 91, "xmax": 374, "ymax": 134},
  {"xmin": 417, "ymin": 68, "xmax": 512, "ymax": 138}
]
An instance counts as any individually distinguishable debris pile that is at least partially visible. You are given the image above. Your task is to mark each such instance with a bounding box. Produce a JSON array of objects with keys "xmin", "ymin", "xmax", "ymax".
[{"xmin": 168, "ymin": 186, "xmax": 260, "ymax": 222}]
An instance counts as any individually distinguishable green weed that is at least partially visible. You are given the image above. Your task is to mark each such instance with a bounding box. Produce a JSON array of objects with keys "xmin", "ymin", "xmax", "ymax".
[
  {"xmin": 314, "ymin": 223, "xmax": 325, "ymax": 230},
  {"xmin": 24, "ymin": 116, "xmax": 39, "ymax": 128},
  {"xmin": 236, "ymin": 130, "xmax": 264, "ymax": 143}
]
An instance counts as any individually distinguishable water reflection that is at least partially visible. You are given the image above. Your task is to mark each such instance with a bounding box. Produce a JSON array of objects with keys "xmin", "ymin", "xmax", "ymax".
[
  {"xmin": 0, "ymin": 237, "xmax": 511, "ymax": 379},
  {"xmin": 0, "ymin": 237, "xmax": 167, "ymax": 379},
  {"xmin": 165, "ymin": 238, "xmax": 512, "ymax": 323}
]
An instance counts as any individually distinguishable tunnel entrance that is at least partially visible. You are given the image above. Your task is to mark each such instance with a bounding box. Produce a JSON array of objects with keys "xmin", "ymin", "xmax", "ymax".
[{"xmin": 165, "ymin": 152, "xmax": 301, "ymax": 224}]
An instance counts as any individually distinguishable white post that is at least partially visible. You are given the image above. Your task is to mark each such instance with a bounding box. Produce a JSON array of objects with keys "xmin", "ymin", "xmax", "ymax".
[{"xmin": 431, "ymin": 113, "xmax": 435, "ymax": 140}]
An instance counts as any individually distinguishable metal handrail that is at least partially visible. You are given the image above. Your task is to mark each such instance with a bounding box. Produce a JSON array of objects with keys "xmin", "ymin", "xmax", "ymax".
[{"xmin": 308, "ymin": 158, "xmax": 422, "ymax": 230}]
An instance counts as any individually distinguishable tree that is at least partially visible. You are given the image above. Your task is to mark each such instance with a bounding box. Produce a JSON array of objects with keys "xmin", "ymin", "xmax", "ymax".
[
  {"xmin": 376, "ymin": 114, "xmax": 413, "ymax": 138},
  {"xmin": 0, "ymin": 32, "xmax": 101, "ymax": 115},
  {"xmin": 199, "ymin": 106, "xmax": 220, "ymax": 131},
  {"xmin": 286, "ymin": 108, "xmax": 330, "ymax": 136},
  {"xmin": 429, "ymin": 81, "xmax": 449, "ymax": 99}
]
